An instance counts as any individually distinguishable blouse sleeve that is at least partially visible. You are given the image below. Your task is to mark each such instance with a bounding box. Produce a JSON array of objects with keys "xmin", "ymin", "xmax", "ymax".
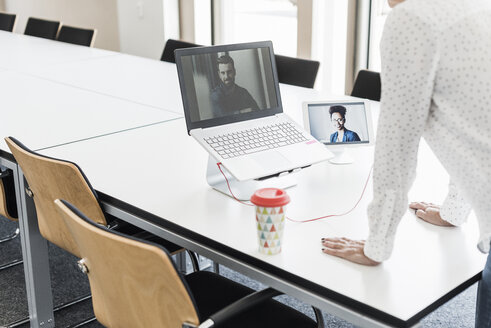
[
  {"xmin": 363, "ymin": 7, "xmax": 441, "ymax": 262},
  {"xmin": 440, "ymin": 182, "xmax": 472, "ymax": 226}
]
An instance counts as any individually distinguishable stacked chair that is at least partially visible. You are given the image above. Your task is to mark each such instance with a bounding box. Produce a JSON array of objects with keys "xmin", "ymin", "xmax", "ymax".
[
  {"xmin": 161, "ymin": 38, "xmax": 201, "ymax": 63},
  {"xmin": 24, "ymin": 16, "xmax": 96, "ymax": 47},
  {"xmin": 0, "ymin": 166, "xmax": 21, "ymax": 271},
  {"xmin": 55, "ymin": 199, "xmax": 325, "ymax": 328},
  {"xmin": 0, "ymin": 12, "xmax": 16, "ymax": 32},
  {"xmin": 275, "ymin": 54, "xmax": 320, "ymax": 88},
  {"xmin": 351, "ymin": 70, "xmax": 381, "ymax": 101},
  {"xmin": 57, "ymin": 25, "xmax": 96, "ymax": 47},
  {"xmin": 5, "ymin": 136, "xmax": 197, "ymax": 327},
  {"xmin": 161, "ymin": 38, "xmax": 320, "ymax": 88},
  {"xmin": 24, "ymin": 17, "xmax": 60, "ymax": 40}
]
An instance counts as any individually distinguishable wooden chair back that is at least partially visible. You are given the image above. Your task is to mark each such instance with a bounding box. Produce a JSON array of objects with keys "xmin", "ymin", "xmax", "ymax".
[
  {"xmin": 55, "ymin": 199, "xmax": 200, "ymax": 328},
  {"xmin": 5, "ymin": 137, "xmax": 106, "ymax": 257},
  {"xmin": 57, "ymin": 25, "xmax": 96, "ymax": 47}
]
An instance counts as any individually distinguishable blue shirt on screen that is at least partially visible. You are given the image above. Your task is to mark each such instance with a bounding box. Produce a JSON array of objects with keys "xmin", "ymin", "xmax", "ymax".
[{"xmin": 330, "ymin": 129, "xmax": 361, "ymax": 143}]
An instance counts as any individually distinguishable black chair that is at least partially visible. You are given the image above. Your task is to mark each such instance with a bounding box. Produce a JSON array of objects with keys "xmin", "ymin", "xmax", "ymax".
[
  {"xmin": 56, "ymin": 198, "xmax": 325, "ymax": 328},
  {"xmin": 0, "ymin": 167, "xmax": 22, "ymax": 271},
  {"xmin": 0, "ymin": 12, "xmax": 16, "ymax": 32},
  {"xmin": 57, "ymin": 25, "xmax": 96, "ymax": 47},
  {"xmin": 24, "ymin": 17, "xmax": 60, "ymax": 40},
  {"xmin": 275, "ymin": 55, "xmax": 320, "ymax": 88},
  {"xmin": 161, "ymin": 38, "xmax": 200, "ymax": 63},
  {"xmin": 351, "ymin": 70, "xmax": 381, "ymax": 101}
]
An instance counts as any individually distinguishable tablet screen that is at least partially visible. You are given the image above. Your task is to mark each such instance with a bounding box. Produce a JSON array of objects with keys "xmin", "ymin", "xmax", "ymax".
[{"xmin": 306, "ymin": 102, "xmax": 370, "ymax": 145}]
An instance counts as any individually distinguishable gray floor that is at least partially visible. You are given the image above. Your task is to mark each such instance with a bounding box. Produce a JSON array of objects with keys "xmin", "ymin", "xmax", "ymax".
[{"xmin": 0, "ymin": 218, "xmax": 478, "ymax": 327}]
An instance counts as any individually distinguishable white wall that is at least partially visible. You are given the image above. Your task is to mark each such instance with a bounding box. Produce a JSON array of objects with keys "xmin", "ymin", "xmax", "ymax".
[
  {"xmin": 117, "ymin": 0, "xmax": 179, "ymax": 59},
  {"xmin": 4, "ymin": 0, "xmax": 120, "ymax": 51},
  {"xmin": 3, "ymin": 0, "xmax": 180, "ymax": 60}
]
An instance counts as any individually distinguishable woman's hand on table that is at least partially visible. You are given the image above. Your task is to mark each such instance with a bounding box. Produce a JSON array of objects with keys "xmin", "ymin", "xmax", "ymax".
[
  {"xmin": 321, "ymin": 237, "xmax": 380, "ymax": 266},
  {"xmin": 409, "ymin": 201, "xmax": 455, "ymax": 227}
]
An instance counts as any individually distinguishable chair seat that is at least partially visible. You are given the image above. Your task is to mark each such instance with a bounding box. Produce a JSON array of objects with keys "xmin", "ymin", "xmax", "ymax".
[{"xmin": 185, "ymin": 271, "xmax": 317, "ymax": 328}]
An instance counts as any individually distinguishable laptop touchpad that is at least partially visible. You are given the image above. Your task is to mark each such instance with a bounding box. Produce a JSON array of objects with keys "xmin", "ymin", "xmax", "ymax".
[{"xmin": 249, "ymin": 151, "xmax": 292, "ymax": 172}]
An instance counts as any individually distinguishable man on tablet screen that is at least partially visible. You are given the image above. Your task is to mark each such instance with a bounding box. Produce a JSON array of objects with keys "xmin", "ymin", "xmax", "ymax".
[{"xmin": 329, "ymin": 105, "xmax": 361, "ymax": 143}]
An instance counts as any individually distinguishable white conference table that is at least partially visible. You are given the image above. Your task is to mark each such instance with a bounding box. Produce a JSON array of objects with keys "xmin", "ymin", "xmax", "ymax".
[
  {"xmin": 40, "ymin": 116, "xmax": 485, "ymax": 328},
  {"xmin": 23, "ymin": 53, "xmax": 185, "ymax": 114},
  {"xmin": 0, "ymin": 31, "xmax": 117, "ymax": 73},
  {"xmin": 1, "ymin": 32, "xmax": 486, "ymax": 328},
  {"xmin": 0, "ymin": 71, "xmax": 181, "ymax": 152}
]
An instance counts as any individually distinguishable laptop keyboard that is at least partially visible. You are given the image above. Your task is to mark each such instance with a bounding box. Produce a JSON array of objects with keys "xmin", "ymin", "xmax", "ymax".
[{"xmin": 204, "ymin": 122, "xmax": 308, "ymax": 159}]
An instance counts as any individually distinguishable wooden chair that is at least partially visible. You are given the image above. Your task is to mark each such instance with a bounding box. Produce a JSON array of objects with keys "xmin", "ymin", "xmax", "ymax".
[
  {"xmin": 56, "ymin": 199, "xmax": 324, "ymax": 328},
  {"xmin": 0, "ymin": 12, "xmax": 17, "ymax": 32},
  {"xmin": 351, "ymin": 70, "xmax": 381, "ymax": 101},
  {"xmin": 57, "ymin": 25, "xmax": 96, "ymax": 47},
  {"xmin": 5, "ymin": 136, "xmax": 184, "ymax": 258},
  {"xmin": 0, "ymin": 167, "xmax": 22, "ymax": 270},
  {"xmin": 161, "ymin": 39, "xmax": 200, "ymax": 63},
  {"xmin": 5, "ymin": 136, "xmax": 195, "ymax": 326},
  {"xmin": 275, "ymin": 55, "xmax": 320, "ymax": 88},
  {"xmin": 24, "ymin": 17, "xmax": 60, "ymax": 40}
]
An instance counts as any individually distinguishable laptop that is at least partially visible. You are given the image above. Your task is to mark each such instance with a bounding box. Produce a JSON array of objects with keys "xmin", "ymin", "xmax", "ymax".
[{"xmin": 175, "ymin": 41, "xmax": 332, "ymax": 181}]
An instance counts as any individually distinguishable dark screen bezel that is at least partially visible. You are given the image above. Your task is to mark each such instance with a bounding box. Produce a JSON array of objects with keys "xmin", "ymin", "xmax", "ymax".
[{"xmin": 175, "ymin": 41, "xmax": 283, "ymax": 134}]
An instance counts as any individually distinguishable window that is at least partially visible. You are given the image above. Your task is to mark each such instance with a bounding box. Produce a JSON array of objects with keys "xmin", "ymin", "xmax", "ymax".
[
  {"xmin": 368, "ymin": 0, "xmax": 391, "ymax": 71},
  {"xmin": 215, "ymin": 0, "xmax": 298, "ymax": 57}
]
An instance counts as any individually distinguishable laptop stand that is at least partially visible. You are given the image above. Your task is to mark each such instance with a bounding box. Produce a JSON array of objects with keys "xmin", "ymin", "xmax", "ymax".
[{"xmin": 206, "ymin": 156, "xmax": 298, "ymax": 201}]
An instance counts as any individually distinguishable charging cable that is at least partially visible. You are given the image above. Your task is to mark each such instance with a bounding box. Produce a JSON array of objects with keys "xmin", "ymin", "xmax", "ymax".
[{"xmin": 216, "ymin": 162, "xmax": 373, "ymax": 222}]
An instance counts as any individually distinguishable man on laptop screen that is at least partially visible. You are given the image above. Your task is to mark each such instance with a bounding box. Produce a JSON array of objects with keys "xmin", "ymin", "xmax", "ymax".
[
  {"xmin": 176, "ymin": 41, "xmax": 332, "ymax": 181},
  {"xmin": 211, "ymin": 54, "xmax": 259, "ymax": 117}
]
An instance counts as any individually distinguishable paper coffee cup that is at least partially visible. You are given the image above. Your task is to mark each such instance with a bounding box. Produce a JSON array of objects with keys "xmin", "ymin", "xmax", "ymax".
[{"xmin": 251, "ymin": 188, "xmax": 290, "ymax": 255}]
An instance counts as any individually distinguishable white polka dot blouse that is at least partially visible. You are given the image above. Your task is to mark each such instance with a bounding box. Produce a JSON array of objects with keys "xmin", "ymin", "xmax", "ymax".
[{"xmin": 364, "ymin": 0, "xmax": 491, "ymax": 262}]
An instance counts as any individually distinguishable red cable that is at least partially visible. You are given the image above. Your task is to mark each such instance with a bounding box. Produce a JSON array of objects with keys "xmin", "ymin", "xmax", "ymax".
[
  {"xmin": 217, "ymin": 162, "xmax": 374, "ymax": 221},
  {"xmin": 217, "ymin": 163, "xmax": 254, "ymax": 206},
  {"xmin": 286, "ymin": 165, "xmax": 373, "ymax": 223}
]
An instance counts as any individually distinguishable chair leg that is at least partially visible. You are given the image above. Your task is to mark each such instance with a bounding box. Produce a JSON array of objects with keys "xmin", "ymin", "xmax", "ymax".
[
  {"xmin": 0, "ymin": 258, "xmax": 22, "ymax": 271},
  {"xmin": 187, "ymin": 250, "xmax": 200, "ymax": 272},
  {"xmin": 0, "ymin": 226, "xmax": 22, "ymax": 271},
  {"xmin": 67, "ymin": 316, "xmax": 98, "ymax": 328},
  {"xmin": 313, "ymin": 307, "xmax": 325, "ymax": 328},
  {"xmin": 0, "ymin": 227, "xmax": 19, "ymax": 243},
  {"xmin": 7, "ymin": 294, "xmax": 94, "ymax": 328}
]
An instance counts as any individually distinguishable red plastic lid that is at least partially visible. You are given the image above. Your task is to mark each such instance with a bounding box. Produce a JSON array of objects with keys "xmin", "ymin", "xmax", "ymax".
[{"xmin": 250, "ymin": 188, "xmax": 290, "ymax": 207}]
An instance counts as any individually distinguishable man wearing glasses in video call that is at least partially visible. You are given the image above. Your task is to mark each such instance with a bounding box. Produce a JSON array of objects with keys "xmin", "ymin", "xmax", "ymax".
[{"xmin": 329, "ymin": 105, "xmax": 361, "ymax": 143}]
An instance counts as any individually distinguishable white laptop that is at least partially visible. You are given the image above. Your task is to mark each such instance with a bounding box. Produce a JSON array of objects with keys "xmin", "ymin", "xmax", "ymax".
[{"xmin": 175, "ymin": 41, "xmax": 332, "ymax": 181}]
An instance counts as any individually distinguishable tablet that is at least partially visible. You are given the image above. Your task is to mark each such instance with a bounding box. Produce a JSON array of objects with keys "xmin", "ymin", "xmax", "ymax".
[{"xmin": 302, "ymin": 100, "xmax": 374, "ymax": 148}]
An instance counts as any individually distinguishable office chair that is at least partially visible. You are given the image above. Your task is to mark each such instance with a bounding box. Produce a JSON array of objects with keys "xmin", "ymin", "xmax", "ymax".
[
  {"xmin": 5, "ymin": 136, "xmax": 197, "ymax": 327},
  {"xmin": 161, "ymin": 39, "xmax": 200, "ymax": 63},
  {"xmin": 0, "ymin": 12, "xmax": 17, "ymax": 32},
  {"xmin": 0, "ymin": 167, "xmax": 22, "ymax": 271},
  {"xmin": 351, "ymin": 70, "xmax": 381, "ymax": 101},
  {"xmin": 24, "ymin": 17, "xmax": 60, "ymax": 40},
  {"xmin": 57, "ymin": 25, "xmax": 96, "ymax": 47},
  {"xmin": 275, "ymin": 55, "xmax": 320, "ymax": 88},
  {"xmin": 56, "ymin": 198, "xmax": 324, "ymax": 328}
]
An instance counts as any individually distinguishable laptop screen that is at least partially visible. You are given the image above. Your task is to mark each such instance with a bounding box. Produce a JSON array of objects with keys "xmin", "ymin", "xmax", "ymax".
[{"xmin": 175, "ymin": 41, "xmax": 283, "ymax": 134}]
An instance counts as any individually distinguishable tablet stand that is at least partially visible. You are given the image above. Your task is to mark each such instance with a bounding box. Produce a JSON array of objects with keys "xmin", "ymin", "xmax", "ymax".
[
  {"xmin": 329, "ymin": 148, "xmax": 354, "ymax": 165},
  {"xmin": 206, "ymin": 156, "xmax": 298, "ymax": 200}
]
